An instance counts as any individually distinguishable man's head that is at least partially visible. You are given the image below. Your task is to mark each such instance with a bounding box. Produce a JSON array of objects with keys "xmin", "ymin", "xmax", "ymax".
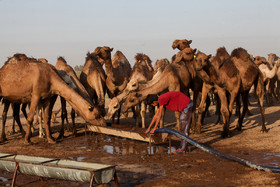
[{"xmin": 145, "ymin": 94, "xmax": 159, "ymax": 106}]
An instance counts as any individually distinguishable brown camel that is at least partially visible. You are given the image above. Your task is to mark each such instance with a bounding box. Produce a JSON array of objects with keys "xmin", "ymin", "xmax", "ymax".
[
  {"xmin": 106, "ymin": 53, "xmax": 154, "ymax": 127},
  {"xmin": 231, "ymin": 48, "xmax": 266, "ymax": 133},
  {"xmin": 0, "ymin": 53, "xmax": 106, "ymax": 144},
  {"xmin": 93, "ymin": 47, "xmax": 132, "ymax": 123},
  {"xmin": 80, "ymin": 52, "xmax": 107, "ymax": 117},
  {"xmin": 121, "ymin": 50, "xmax": 195, "ymax": 130},
  {"xmin": 172, "ymin": 40, "xmax": 211, "ymax": 131},
  {"xmin": 172, "ymin": 39, "xmax": 192, "ymax": 50},
  {"xmin": 191, "ymin": 48, "xmax": 241, "ymax": 137},
  {"xmin": 54, "ymin": 56, "xmax": 93, "ymax": 136}
]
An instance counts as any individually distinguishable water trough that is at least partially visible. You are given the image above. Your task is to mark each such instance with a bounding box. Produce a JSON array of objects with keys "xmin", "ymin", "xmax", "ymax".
[{"xmin": 0, "ymin": 153, "xmax": 118, "ymax": 186}]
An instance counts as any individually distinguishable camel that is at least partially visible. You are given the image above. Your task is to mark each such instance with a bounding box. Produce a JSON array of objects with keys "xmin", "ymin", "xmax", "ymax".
[
  {"xmin": 80, "ymin": 52, "xmax": 107, "ymax": 117},
  {"xmin": 230, "ymin": 48, "xmax": 266, "ymax": 133},
  {"xmin": 172, "ymin": 39, "xmax": 192, "ymax": 50},
  {"xmin": 106, "ymin": 59, "xmax": 169, "ymax": 124},
  {"xmin": 92, "ymin": 47, "xmax": 132, "ymax": 123},
  {"xmin": 121, "ymin": 50, "xmax": 195, "ymax": 130},
  {"xmin": 191, "ymin": 48, "xmax": 241, "ymax": 136},
  {"xmin": 255, "ymin": 56, "xmax": 280, "ymax": 105},
  {"xmin": 172, "ymin": 39, "xmax": 211, "ymax": 130},
  {"xmin": 106, "ymin": 53, "xmax": 154, "ymax": 127},
  {"xmin": 0, "ymin": 53, "xmax": 106, "ymax": 144},
  {"xmin": 54, "ymin": 56, "xmax": 93, "ymax": 136},
  {"xmin": 266, "ymin": 54, "xmax": 280, "ymax": 103}
]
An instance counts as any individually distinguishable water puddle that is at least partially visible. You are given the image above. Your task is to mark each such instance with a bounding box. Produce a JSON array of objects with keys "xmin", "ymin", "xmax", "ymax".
[
  {"xmin": 0, "ymin": 176, "xmax": 8, "ymax": 182},
  {"xmin": 55, "ymin": 133, "xmax": 179, "ymax": 156}
]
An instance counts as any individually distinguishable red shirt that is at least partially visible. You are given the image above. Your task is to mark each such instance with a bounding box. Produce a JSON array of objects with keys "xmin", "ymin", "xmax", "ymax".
[{"xmin": 158, "ymin": 91, "xmax": 190, "ymax": 112}]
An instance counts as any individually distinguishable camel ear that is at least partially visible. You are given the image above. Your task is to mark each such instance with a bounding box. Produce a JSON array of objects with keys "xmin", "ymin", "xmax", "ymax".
[
  {"xmin": 173, "ymin": 53, "xmax": 183, "ymax": 63},
  {"xmin": 189, "ymin": 40, "xmax": 192, "ymax": 44},
  {"xmin": 110, "ymin": 48, "xmax": 113, "ymax": 52},
  {"xmin": 193, "ymin": 48, "xmax": 197, "ymax": 54},
  {"xmin": 207, "ymin": 55, "xmax": 212, "ymax": 60}
]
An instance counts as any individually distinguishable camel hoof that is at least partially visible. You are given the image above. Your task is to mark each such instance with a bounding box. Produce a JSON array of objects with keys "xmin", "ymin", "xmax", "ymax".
[
  {"xmin": 0, "ymin": 137, "xmax": 8, "ymax": 143},
  {"xmin": 23, "ymin": 141, "xmax": 33, "ymax": 145},
  {"xmin": 221, "ymin": 132, "xmax": 230, "ymax": 138},
  {"xmin": 47, "ymin": 138, "xmax": 57, "ymax": 144},
  {"xmin": 261, "ymin": 128, "xmax": 268, "ymax": 133}
]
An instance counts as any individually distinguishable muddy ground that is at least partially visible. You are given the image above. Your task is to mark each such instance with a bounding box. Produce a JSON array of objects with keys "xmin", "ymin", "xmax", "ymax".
[{"xmin": 0, "ymin": 95, "xmax": 280, "ymax": 187}]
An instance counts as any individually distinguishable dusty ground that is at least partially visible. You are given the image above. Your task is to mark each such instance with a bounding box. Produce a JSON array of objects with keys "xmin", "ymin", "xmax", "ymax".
[{"xmin": 0, "ymin": 95, "xmax": 280, "ymax": 187}]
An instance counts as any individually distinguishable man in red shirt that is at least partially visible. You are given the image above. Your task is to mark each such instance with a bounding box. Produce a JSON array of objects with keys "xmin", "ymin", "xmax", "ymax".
[{"xmin": 145, "ymin": 91, "xmax": 193, "ymax": 153}]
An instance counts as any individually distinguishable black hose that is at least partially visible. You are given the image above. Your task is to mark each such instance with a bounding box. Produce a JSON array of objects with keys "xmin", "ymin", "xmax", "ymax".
[{"xmin": 154, "ymin": 128, "xmax": 280, "ymax": 173}]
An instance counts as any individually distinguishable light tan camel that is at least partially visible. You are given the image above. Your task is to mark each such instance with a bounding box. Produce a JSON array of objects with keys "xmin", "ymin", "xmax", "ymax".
[
  {"xmin": 266, "ymin": 53, "xmax": 280, "ymax": 104},
  {"xmin": 106, "ymin": 53, "xmax": 154, "ymax": 127},
  {"xmin": 93, "ymin": 47, "xmax": 132, "ymax": 123},
  {"xmin": 0, "ymin": 54, "xmax": 106, "ymax": 144},
  {"xmin": 80, "ymin": 52, "xmax": 107, "ymax": 117}
]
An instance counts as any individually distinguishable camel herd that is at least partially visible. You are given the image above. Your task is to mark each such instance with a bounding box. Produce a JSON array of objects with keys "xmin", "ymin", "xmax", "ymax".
[{"xmin": 0, "ymin": 39, "xmax": 279, "ymax": 144}]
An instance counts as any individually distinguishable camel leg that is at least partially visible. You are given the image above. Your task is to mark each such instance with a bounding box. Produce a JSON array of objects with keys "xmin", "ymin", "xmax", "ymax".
[
  {"xmin": 1, "ymin": 100, "xmax": 10, "ymax": 142},
  {"xmin": 215, "ymin": 94, "xmax": 221, "ymax": 125},
  {"xmin": 41, "ymin": 100, "xmax": 55, "ymax": 144},
  {"xmin": 12, "ymin": 103, "xmax": 25, "ymax": 136},
  {"xmin": 191, "ymin": 90, "xmax": 199, "ymax": 133},
  {"xmin": 236, "ymin": 91, "xmax": 249, "ymax": 131},
  {"xmin": 58, "ymin": 97, "xmax": 67, "ymax": 139},
  {"xmin": 217, "ymin": 89, "xmax": 230, "ymax": 138},
  {"xmin": 196, "ymin": 84, "xmax": 211, "ymax": 134},
  {"xmin": 21, "ymin": 103, "xmax": 28, "ymax": 119},
  {"xmin": 201, "ymin": 94, "xmax": 211, "ymax": 125},
  {"xmin": 228, "ymin": 91, "xmax": 239, "ymax": 122},
  {"xmin": 140, "ymin": 102, "xmax": 146, "ymax": 128},
  {"xmin": 38, "ymin": 106, "xmax": 45, "ymax": 138},
  {"xmin": 255, "ymin": 76, "xmax": 267, "ymax": 132},
  {"xmin": 25, "ymin": 96, "xmax": 41, "ymax": 144},
  {"xmin": 71, "ymin": 108, "xmax": 76, "ymax": 136},
  {"xmin": 134, "ymin": 105, "xmax": 140, "ymax": 127}
]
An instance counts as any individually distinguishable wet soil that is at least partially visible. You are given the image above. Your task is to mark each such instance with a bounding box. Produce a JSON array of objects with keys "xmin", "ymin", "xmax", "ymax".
[{"xmin": 0, "ymin": 96, "xmax": 280, "ymax": 186}]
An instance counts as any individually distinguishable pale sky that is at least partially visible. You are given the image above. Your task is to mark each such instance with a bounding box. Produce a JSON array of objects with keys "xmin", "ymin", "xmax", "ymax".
[{"xmin": 0, "ymin": 0, "xmax": 279, "ymax": 67}]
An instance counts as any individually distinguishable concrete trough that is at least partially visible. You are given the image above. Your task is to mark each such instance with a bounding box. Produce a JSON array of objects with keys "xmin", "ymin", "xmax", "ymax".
[{"xmin": 0, "ymin": 153, "xmax": 117, "ymax": 186}]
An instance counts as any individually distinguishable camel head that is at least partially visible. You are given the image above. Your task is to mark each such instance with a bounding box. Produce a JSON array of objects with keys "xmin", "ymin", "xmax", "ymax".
[
  {"xmin": 107, "ymin": 97, "xmax": 121, "ymax": 119},
  {"xmin": 122, "ymin": 92, "xmax": 142, "ymax": 114},
  {"xmin": 254, "ymin": 56, "xmax": 267, "ymax": 66},
  {"xmin": 172, "ymin": 39, "xmax": 192, "ymax": 50},
  {"xmin": 216, "ymin": 47, "xmax": 230, "ymax": 62},
  {"xmin": 154, "ymin": 58, "xmax": 170, "ymax": 74},
  {"xmin": 173, "ymin": 47, "xmax": 197, "ymax": 63},
  {"xmin": 134, "ymin": 53, "xmax": 154, "ymax": 72},
  {"xmin": 85, "ymin": 105, "xmax": 107, "ymax": 126},
  {"xmin": 126, "ymin": 79, "xmax": 140, "ymax": 92},
  {"xmin": 194, "ymin": 51, "xmax": 212, "ymax": 71},
  {"xmin": 93, "ymin": 46, "xmax": 113, "ymax": 65}
]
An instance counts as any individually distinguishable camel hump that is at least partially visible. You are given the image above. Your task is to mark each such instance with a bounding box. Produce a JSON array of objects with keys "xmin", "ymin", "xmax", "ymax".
[
  {"xmin": 216, "ymin": 47, "xmax": 230, "ymax": 59},
  {"xmin": 112, "ymin": 50, "xmax": 130, "ymax": 68},
  {"xmin": 134, "ymin": 53, "xmax": 153, "ymax": 71},
  {"xmin": 57, "ymin": 56, "xmax": 67, "ymax": 64},
  {"xmin": 5, "ymin": 53, "xmax": 28, "ymax": 64},
  {"xmin": 231, "ymin": 47, "xmax": 250, "ymax": 61}
]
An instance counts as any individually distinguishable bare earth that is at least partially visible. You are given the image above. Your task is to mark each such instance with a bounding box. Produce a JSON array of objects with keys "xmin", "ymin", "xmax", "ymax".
[{"xmin": 0, "ymin": 95, "xmax": 280, "ymax": 187}]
